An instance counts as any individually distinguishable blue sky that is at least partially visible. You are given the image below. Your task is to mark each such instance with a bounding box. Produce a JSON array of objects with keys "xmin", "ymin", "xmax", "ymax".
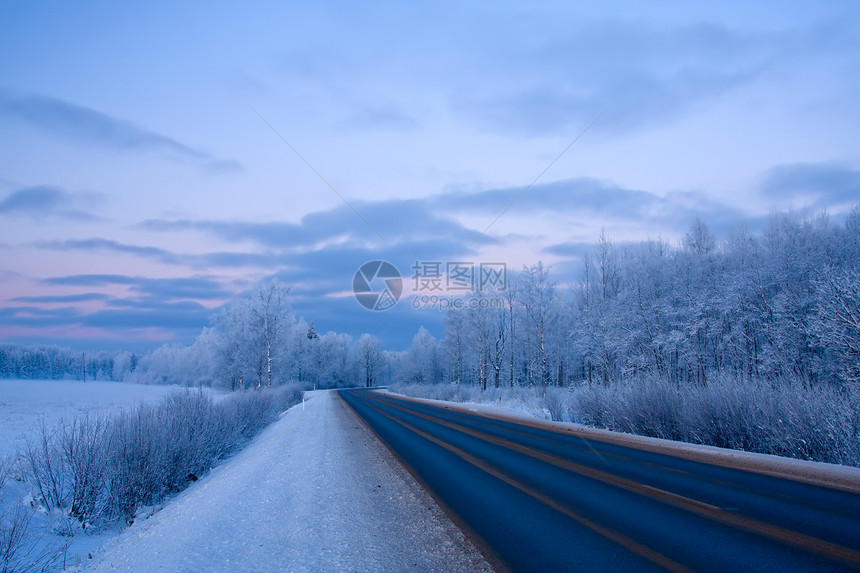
[{"xmin": 1, "ymin": 0, "xmax": 859, "ymax": 351}]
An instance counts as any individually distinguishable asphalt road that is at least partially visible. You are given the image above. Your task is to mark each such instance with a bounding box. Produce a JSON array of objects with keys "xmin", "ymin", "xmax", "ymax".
[{"xmin": 340, "ymin": 389, "xmax": 860, "ymax": 572}]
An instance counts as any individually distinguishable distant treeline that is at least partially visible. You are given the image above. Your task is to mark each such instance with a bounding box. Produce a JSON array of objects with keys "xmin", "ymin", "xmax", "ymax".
[{"xmin": 0, "ymin": 345, "xmax": 138, "ymax": 381}]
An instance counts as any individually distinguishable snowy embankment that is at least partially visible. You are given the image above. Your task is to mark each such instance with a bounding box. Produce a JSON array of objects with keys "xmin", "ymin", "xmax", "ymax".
[
  {"xmin": 83, "ymin": 390, "xmax": 491, "ymax": 573},
  {"xmin": 388, "ymin": 379, "xmax": 860, "ymax": 470}
]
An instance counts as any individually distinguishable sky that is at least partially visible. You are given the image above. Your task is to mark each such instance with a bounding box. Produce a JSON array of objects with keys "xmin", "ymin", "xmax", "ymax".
[{"xmin": 1, "ymin": 0, "xmax": 859, "ymax": 351}]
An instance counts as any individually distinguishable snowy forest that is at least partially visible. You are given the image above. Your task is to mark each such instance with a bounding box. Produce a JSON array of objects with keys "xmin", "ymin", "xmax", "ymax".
[
  {"xmin": 408, "ymin": 208, "xmax": 860, "ymax": 391},
  {"xmin": 3, "ymin": 206, "xmax": 859, "ymax": 464},
  {"xmin": 393, "ymin": 207, "xmax": 860, "ymax": 466}
]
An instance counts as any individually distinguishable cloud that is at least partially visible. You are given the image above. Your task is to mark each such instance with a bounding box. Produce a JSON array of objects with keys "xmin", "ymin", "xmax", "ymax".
[
  {"xmin": 43, "ymin": 274, "xmax": 233, "ymax": 301},
  {"xmin": 0, "ymin": 299, "xmax": 211, "ymax": 334},
  {"xmin": 128, "ymin": 176, "xmax": 749, "ymax": 271},
  {"xmin": 0, "ymin": 185, "xmax": 102, "ymax": 220},
  {"xmin": 0, "ymin": 306, "xmax": 82, "ymax": 328},
  {"xmin": 42, "ymin": 274, "xmax": 137, "ymax": 287},
  {"xmin": 541, "ymin": 241, "xmax": 593, "ymax": 259},
  {"xmin": 11, "ymin": 293, "xmax": 111, "ymax": 303},
  {"xmin": 34, "ymin": 238, "xmax": 180, "ymax": 263},
  {"xmin": 0, "ymin": 91, "xmax": 242, "ymax": 172},
  {"xmin": 35, "ymin": 234, "xmax": 480, "ymax": 292},
  {"xmin": 434, "ymin": 177, "xmax": 747, "ymax": 236},
  {"xmin": 336, "ymin": 102, "xmax": 421, "ymax": 132},
  {"xmin": 139, "ymin": 198, "xmax": 494, "ymax": 250},
  {"xmin": 0, "ymin": 274, "xmax": 236, "ymax": 346},
  {"xmin": 31, "ymin": 234, "xmax": 482, "ymax": 351},
  {"xmin": 451, "ymin": 20, "xmax": 783, "ymax": 136},
  {"xmin": 80, "ymin": 301, "xmax": 212, "ymax": 330},
  {"xmin": 33, "ymin": 238, "xmax": 284, "ymax": 269},
  {"xmin": 760, "ymin": 162, "xmax": 860, "ymax": 209},
  {"xmin": 24, "ymin": 266, "xmax": 433, "ymax": 349}
]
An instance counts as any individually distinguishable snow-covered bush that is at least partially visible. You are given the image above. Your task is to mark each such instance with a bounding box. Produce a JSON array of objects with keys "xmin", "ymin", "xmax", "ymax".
[
  {"xmin": 0, "ymin": 458, "xmax": 67, "ymax": 573},
  {"xmin": 21, "ymin": 423, "xmax": 67, "ymax": 514},
  {"xmin": 543, "ymin": 387, "xmax": 568, "ymax": 422},
  {"xmin": 0, "ymin": 456, "xmax": 9, "ymax": 490},
  {"xmin": 19, "ymin": 386, "xmax": 304, "ymax": 528},
  {"xmin": 0, "ymin": 502, "xmax": 66, "ymax": 573},
  {"xmin": 611, "ymin": 379, "xmax": 685, "ymax": 441},
  {"xmin": 106, "ymin": 385, "xmax": 302, "ymax": 523}
]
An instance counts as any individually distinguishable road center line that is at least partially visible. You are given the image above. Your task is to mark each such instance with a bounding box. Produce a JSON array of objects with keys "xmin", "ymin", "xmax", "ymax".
[{"xmin": 355, "ymin": 394, "xmax": 691, "ymax": 573}]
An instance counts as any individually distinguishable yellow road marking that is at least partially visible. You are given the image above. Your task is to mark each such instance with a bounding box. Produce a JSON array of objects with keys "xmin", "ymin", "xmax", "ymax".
[{"xmin": 357, "ymin": 394, "xmax": 691, "ymax": 573}]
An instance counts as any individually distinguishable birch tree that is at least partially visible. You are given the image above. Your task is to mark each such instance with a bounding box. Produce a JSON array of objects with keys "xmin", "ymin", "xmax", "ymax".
[
  {"xmin": 250, "ymin": 280, "xmax": 292, "ymax": 388},
  {"xmin": 442, "ymin": 310, "xmax": 465, "ymax": 388},
  {"xmin": 520, "ymin": 262, "xmax": 555, "ymax": 389}
]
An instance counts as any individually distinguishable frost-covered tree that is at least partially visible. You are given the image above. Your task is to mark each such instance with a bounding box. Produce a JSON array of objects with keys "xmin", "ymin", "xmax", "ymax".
[
  {"xmin": 250, "ymin": 280, "xmax": 292, "ymax": 388},
  {"xmin": 211, "ymin": 298, "xmax": 257, "ymax": 389},
  {"xmin": 504, "ymin": 280, "xmax": 519, "ymax": 388},
  {"xmin": 811, "ymin": 267, "xmax": 860, "ymax": 386},
  {"xmin": 401, "ymin": 327, "xmax": 440, "ymax": 383},
  {"xmin": 467, "ymin": 301, "xmax": 493, "ymax": 391},
  {"xmin": 199, "ymin": 279, "xmax": 293, "ymax": 389},
  {"xmin": 441, "ymin": 310, "xmax": 465, "ymax": 388},
  {"xmin": 519, "ymin": 262, "xmax": 555, "ymax": 389},
  {"xmin": 357, "ymin": 334, "xmax": 383, "ymax": 387},
  {"xmin": 289, "ymin": 318, "xmax": 310, "ymax": 383},
  {"xmin": 489, "ymin": 306, "xmax": 508, "ymax": 389},
  {"xmin": 684, "ymin": 218, "xmax": 716, "ymax": 256}
]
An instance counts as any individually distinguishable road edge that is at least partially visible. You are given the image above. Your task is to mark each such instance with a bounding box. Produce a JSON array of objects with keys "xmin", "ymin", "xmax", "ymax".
[{"xmin": 337, "ymin": 390, "xmax": 510, "ymax": 573}]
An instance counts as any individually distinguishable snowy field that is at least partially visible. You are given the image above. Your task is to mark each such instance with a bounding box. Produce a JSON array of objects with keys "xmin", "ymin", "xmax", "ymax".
[
  {"xmin": 0, "ymin": 380, "xmax": 254, "ymax": 571},
  {"xmin": 0, "ymin": 379, "xmax": 209, "ymax": 458}
]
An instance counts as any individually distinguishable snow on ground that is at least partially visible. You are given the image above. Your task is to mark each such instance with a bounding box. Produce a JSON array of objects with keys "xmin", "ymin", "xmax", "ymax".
[
  {"xmin": 81, "ymin": 390, "xmax": 492, "ymax": 573},
  {"xmin": 0, "ymin": 379, "xmax": 205, "ymax": 458}
]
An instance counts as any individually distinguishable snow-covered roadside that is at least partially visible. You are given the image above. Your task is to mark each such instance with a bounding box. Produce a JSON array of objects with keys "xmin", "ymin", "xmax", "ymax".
[
  {"xmin": 378, "ymin": 387, "xmax": 552, "ymax": 423},
  {"xmin": 382, "ymin": 389, "xmax": 860, "ymax": 493},
  {"xmin": 1, "ymin": 382, "xmax": 274, "ymax": 571},
  {"xmin": 81, "ymin": 390, "xmax": 492, "ymax": 572}
]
